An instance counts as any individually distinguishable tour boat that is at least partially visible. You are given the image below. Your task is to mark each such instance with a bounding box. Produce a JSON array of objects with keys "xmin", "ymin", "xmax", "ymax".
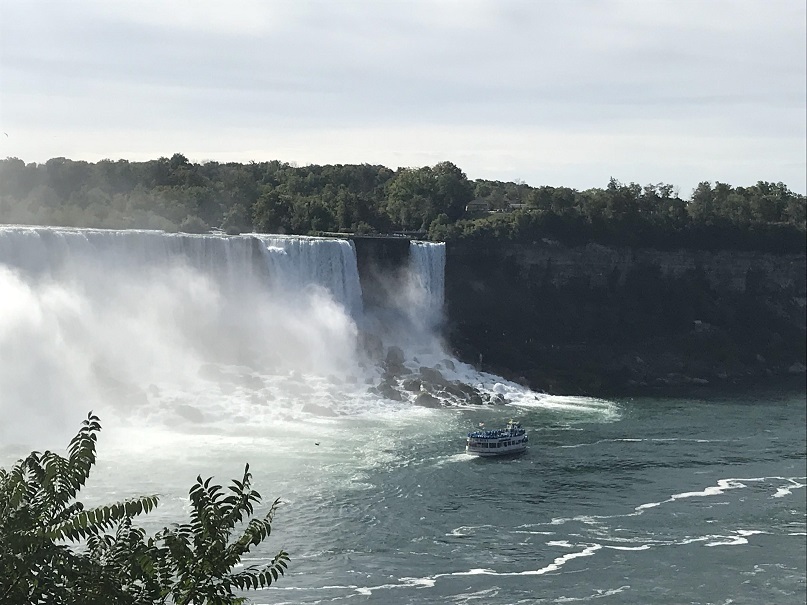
[{"xmin": 466, "ymin": 420, "xmax": 528, "ymax": 456}]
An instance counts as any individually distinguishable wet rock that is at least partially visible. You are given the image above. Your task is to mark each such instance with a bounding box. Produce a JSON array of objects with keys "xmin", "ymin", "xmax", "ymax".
[
  {"xmin": 468, "ymin": 393, "xmax": 484, "ymax": 405},
  {"xmin": 385, "ymin": 345, "xmax": 405, "ymax": 367},
  {"xmin": 384, "ymin": 346, "xmax": 407, "ymax": 376},
  {"xmin": 401, "ymin": 378, "xmax": 423, "ymax": 392},
  {"xmin": 442, "ymin": 383, "xmax": 469, "ymax": 400},
  {"xmin": 442, "ymin": 382, "xmax": 484, "ymax": 404},
  {"xmin": 372, "ymin": 378, "xmax": 403, "ymax": 401},
  {"xmin": 382, "ymin": 365, "xmax": 411, "ymax": 381},
  {"xmin": 414, "ymin": 392, "xmax": 442, "ymax": 408},
  {"xmin": 455, "ymin": 382, "xmax": 482, "ymax": 398},
  {"xmin": 438, "ymin": 383, "xmax": 484, "ymax": 406},
  {"xmin": 418, "ymin": 367, "xmax": 447, "ymax": 386}
]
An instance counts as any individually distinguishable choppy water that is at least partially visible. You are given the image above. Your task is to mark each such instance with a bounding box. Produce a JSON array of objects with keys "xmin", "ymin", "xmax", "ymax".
[{"xmin": 31, "ymin": 385, "xmax": 798, "ymax": 605}]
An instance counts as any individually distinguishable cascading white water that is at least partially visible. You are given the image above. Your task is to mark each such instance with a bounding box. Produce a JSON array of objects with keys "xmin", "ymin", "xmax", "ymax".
[
  {"xmin": 407, "ymin": 241, "xmax": 445, "ymax": 329},
  {"xmin": 0, "ymin": 225, "xmax": 616, "ymax": 449},
  {"xmin": 254, "ymin": 234, "xmax": 364, "ymax": 320},
  {"xmin": 0, "ymin": 226, "xmax": 372, "ymax": 444}
]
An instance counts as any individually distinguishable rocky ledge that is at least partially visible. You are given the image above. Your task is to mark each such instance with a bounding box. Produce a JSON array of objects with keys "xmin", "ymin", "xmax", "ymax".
[{"xmin": 445, "ymin": 241, "xmax": 806, "ymax": 397}]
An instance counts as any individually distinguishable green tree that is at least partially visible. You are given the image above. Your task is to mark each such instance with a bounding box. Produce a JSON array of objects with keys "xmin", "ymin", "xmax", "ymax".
[
  {"xmin": 384, "ymin": 162, "xmax": 473, "ymax": 230},
  {"xmin": 431, "ymin": 161, "xmax": 474, "ymax": 221},
  {"xmin": 0, "ymin": 414, "xmax": 289, "ymax": 604},
  {"xmin": 384, "ymin": 166, "xmax": 434, "ymax": 230},
  {"xmin": 253, "ymin": 189, "xmax": 294, "ymax": 233},
  {"xmin": 688, "ymin": 181, "xmax": 717, "ymax": 224},
  {"xmin": 179, "ymin": 215, "xmax": 210, "ymax": 234}
]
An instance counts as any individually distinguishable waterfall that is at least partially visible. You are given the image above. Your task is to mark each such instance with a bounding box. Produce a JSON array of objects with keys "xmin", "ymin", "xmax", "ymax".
[
  {"xmin": 0, "ymin": 227, "xmax": 377, "ymax": 440},
  {"xmin": 0, "ymin": 225, "xmax": 561, "ymax": 448},
  {"xmin": 408, "ymin": 241, "xmax": 446, "ymax": 329},
  {"xmin": 254, "ymin": 234, "xmax": 363, "ymax": 319},
  {"xmin": 0, "ymin": 227, "xmax": 363, "ymax": 310}
]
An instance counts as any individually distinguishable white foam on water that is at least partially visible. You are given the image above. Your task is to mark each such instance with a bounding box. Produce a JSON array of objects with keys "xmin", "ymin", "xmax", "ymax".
[
  {"xmin": 771, "ymin": 478, "xmax": 806, "ymax": 498},
  {"xmin": 671, "ymin": 479, "xmax": 747, "ymax": 500},
  {"xmin": 704, "ymin": 529, "xmax": 766, "ymax": 547},
  {"xmin": 366, "ymin": 542, "xmax": 604, "ymax": 594},
  {"xmin": 554, "ymin": 585, "xmax": 632, "ymax": 602}
]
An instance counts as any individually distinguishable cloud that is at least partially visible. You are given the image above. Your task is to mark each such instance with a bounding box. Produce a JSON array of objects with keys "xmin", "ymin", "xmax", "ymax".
[{"xmin": 0, "ymin": 0, "xmax": 804, "ymax": 193}]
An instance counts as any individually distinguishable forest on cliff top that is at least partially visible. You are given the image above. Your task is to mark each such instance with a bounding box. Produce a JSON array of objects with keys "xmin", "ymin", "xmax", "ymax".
[{"xmin": 1, "ymin": 155, "xmax": 804, "ymax": 252}]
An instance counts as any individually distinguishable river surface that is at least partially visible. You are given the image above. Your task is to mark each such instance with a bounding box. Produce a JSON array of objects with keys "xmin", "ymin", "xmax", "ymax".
[
  {"xmin": 30, "ymin": 385, "xmax": 798, "ymax": 605},
  {"xmin": 0, "ymin": 227, "xmax": 804, "ymax": 604}
]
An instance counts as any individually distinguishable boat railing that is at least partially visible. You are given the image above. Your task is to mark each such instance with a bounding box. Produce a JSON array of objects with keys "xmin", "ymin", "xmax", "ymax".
[{"xmin": 467, "ymin": 428, "xmax": 527, "ymax": 439}]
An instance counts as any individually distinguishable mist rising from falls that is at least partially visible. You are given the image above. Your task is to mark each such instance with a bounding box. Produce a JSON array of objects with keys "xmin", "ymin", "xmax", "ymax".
[{"xmin": 0, "ymin": 226, "xmax": 616, "ymax": 447}]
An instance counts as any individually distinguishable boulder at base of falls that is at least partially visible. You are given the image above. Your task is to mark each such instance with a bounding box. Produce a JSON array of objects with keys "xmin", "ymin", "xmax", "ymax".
[
  {"xmin": 436, "ymin": 359, "xmax": 456, "ymax": 371},
  {"xmin": 492, "ymin": 394, "xmax": 507, "ymax": 405},
  {"xmin": 442, "ymin": 382, "xmax": 484, "ymax": 405},
  {"xmin": 414, "ymin": 392, "xmax": 442, "ymax": 408},
  {"xmin": 386, "ymin": 345, "xmax": 405, "ymax": 365},
  {"xmin": 384, "ymin": 346, "xmax": 407, "ymax": 375},
  {"xmin": 371, "ymin": 380, "xmax": 403, "ymax": 401},
  {"xmin": 418, "ymin": 366, "xmax": 447, "ymax": 387},
  {"xmin": 401, "ymin": 378, "xmax": 423, "ymax": 392}
]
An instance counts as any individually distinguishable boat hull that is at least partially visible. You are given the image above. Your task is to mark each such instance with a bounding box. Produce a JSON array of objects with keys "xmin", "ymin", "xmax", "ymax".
[
  {"xmin": 466, "ymin": 420, "xmax": 528, "ymax": 457},
  {"xmin": 466, "ymin": 444, "xmax": 527, "ymax": 457}
]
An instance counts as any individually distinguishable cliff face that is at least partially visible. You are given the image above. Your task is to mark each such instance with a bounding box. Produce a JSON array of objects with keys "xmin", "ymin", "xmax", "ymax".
[
  {"xmin": 444, "ymin": 241, "xmax": 806, "ymax": 396},
  {"xmin": 511, "ymin": 242, "xmax": 806, "ymax": 294}
]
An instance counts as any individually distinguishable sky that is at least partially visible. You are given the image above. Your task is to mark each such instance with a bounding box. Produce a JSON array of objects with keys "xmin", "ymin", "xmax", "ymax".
[{"xmin": 0, "ymin": 0, "xmax": 805, "ymax": 197}]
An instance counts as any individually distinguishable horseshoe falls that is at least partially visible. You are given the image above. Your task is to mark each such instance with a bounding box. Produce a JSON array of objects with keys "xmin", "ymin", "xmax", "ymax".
[{"xmin": 0, "ymin": 225, "xmax": 804, "ymax": 604}]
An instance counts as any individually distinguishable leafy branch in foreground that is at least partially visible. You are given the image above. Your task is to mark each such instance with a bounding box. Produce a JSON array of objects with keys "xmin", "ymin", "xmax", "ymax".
[{"xmin": 0, "ymin": 413, "xmax": 289, "ymax": 604}]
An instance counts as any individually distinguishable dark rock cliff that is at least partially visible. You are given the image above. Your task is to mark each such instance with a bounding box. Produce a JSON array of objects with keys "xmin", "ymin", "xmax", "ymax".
[{"xmin": 444, "ymin": 240, "xmax": 806, "ymax": 396}]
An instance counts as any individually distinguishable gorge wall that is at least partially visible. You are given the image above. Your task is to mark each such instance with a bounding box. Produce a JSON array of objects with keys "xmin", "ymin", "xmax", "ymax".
[{"xmin": 444, "ymin": 241, "xmax": 807, "ymax": 396}]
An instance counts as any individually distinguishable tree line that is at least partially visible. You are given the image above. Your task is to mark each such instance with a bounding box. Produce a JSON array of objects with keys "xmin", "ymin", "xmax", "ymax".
[{"xmin": 1, "ymin": 154, "xmax": 804, "ymax": 251}]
